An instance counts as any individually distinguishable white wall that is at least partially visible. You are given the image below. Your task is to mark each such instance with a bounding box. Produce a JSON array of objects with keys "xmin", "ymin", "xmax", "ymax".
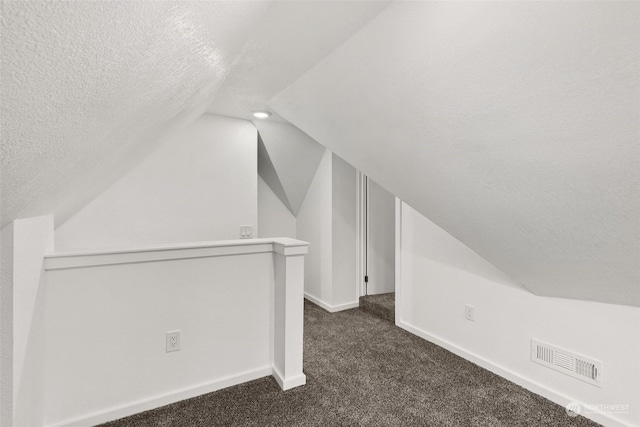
[
  {"xmin": 258, "ymin": 176, "xmax": 296, "ymax": 239},
  {"xmin": 0, "ymin": 223, "xmax": 14, "ymax": 427},
  {"xmin": 44, "ymin": 251, "xmax": 274, "ymax": 426},
  {"xmin": 254, "ymin": 120, "xmax": 326, "ymax": 216},
  {"xmin": 331, "ymin": 154, "xmax": 358, "ymax": 306},
  {"xmin": 12, "ymin": 216, "xmax": 54, "ymax": 427},
  {"xmin": 297, "ymin": 150, "xmax": 359, "ymax": 312},
  {"xmin": 397, "ymin": 203, "xmax": 640, "ymax": 427},
  {"xmin": 296, "ymin": 149, "xmax": 333, "ymax": 305},
  {"xmin": 55, "ymin": 114, "xmax": 258, "ymax": 250},
  {"xmin": 366, "ymin": 179, "xmax": 395, "ymax": 295}
]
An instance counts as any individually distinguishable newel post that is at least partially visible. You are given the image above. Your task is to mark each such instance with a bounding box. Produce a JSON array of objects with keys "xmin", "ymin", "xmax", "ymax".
[{"xmin": 272, "ymin": 238, "xmax": 308, "ymax": 391}]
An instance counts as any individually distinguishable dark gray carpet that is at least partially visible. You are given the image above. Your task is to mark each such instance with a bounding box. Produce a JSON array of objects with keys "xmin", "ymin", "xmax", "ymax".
[
  {"xmin": 102, "ymin": 301, "xmax": 600, "ymax": 426},
  {"xmin": 360, "ymin": 292, "xmax": 395, "ymax": 323}
]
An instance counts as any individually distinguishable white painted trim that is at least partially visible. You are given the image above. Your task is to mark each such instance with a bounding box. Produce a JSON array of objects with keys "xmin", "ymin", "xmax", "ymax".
[
  {"xmin": 397, "ymin": 321, "xmax": 633, "ymax": 427},
  {"xmin": 44, "ymin": 238, "xmax": 308, "ymax": 271},
  {"xmin": 356, "ymin": 171, "xmax": 367, "ymax": 297},
  {"xmin": 355, "ymin": 171, "xmax": 362, "ymax": 298},
  {"xmin": 272, "ymin": 241, "xmax": 309, "ymax": 256},
  {"xmin": 364, "ymin": 175, "xmax": 370, "ymax": 296},
  {"xmin": 304, "ymin": 293, "xmax": 359, "ymax": 313},
  {"xmin": 394, "ymin": 198, "xmax": 402, "ymax": 326},
  {"xmin": 272, "ymin": 366, "xmax": 306, "ymax": 391},
  {"xmin": 304, "ymin": 293, "xmax": 332, "ymax": 311},
  {"xmin": 45, "ymin": 366, "xmax": 273, "ymax": 427}
]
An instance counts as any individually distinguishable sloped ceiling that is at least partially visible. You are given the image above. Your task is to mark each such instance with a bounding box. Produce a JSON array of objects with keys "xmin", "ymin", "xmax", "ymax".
[
  {"xmin": 206, "ymin": 0, "xmax": 390, "ymax": 121},
  {"xmin": 254, "ymin": 120, "xmax": 326, "ymax": 215},
  {"xmin": 269, "ymin": 2, "xmax": 640, "ymax": 306},
  {"xmin": 1, "ymin": 1, "xmax": 271, "ymax": 228},
  {"xmin": 2, "ymin": 1, "xmax": 637, "ymax": 307},
  {"xmin": 1, "ymin": 0, "xmax": 389, "ymax": 228}
]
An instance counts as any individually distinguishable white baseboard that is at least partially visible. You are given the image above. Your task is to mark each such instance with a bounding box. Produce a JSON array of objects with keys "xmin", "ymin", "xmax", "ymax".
[
  {"xmin": 272, "ymin": 366, "xmax": 306, "ymax": 391},
  {"xmin": 46, "ymin": 366, "xmax": 272, "ymax": 427},
  {"xmin": 304, "ymin": 293, "xmax": 359, "ymax": 313},
  {"xmin": 397, "ymin": 321, "xmax": 634, "ymax": 427}
]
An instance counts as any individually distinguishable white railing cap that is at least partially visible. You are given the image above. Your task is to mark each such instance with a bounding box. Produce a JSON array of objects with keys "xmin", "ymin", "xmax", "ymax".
[{"xmin": 45, "ymin": 238, "xmax": 309, "ymax": 271}]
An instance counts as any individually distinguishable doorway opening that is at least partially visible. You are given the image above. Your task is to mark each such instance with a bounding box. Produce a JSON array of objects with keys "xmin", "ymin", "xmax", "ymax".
[{"xmin": 357, "ymin": 173, "xmax": 396, "ymax": 323}]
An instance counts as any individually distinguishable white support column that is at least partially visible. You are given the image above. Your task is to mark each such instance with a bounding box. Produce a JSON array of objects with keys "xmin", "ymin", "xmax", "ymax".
[{"xmin": 272, "ymin": 239, "xmax": 308, "ymax": 391}]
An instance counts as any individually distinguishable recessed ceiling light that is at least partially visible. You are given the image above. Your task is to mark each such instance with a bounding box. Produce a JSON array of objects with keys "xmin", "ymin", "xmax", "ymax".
[{"xmin": 252, "ymin": 111, "xmax": 271, "ymax": 119}]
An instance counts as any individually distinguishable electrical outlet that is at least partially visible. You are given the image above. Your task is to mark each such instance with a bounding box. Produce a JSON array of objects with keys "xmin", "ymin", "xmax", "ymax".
[
  {"xmin": 166, "ymin": 330, "xmax": 180, "ymax": 352},
  {"xmin": 239, "ymin": 225, "xmax": 253, "ymax": 239},
  {"xmin": 465, "ymin": 304, "xmax": 475, "ymax": 321}
]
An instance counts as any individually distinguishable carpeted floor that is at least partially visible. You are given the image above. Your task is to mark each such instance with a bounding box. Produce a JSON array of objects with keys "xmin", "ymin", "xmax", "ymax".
[
  {"xmin": 360, "ymin": 292, "xmax": 395, "ymax": 323},
  {"xmin": 103, "ymin": 301, "xmax": 600, "ymax": 426}
]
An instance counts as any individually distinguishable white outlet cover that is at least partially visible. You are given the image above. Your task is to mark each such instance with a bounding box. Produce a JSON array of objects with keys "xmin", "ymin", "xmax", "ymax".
[
  {"xmin": 465, "ymin": 304, "xmax": 475, "ymax": 321},
  {"xmin": 166, "ymin": 330, "xmax": 180, "ymax": 352}
]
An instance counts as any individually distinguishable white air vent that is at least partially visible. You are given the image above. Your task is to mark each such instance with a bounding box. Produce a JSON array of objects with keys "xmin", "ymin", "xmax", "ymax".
[{"xmin": 531, "ymin": 339, "xmax": 602, "ymax": 387}]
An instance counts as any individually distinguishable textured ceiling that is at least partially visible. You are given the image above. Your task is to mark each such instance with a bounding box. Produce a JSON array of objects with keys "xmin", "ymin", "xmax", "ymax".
[
  {"xmin": 1, "ymin": 0, "xmax": 388, "ymax": 228},
  {"xmin": 206, "ymin": 0, "xmax": 390, "ymax": 121},
  {"xmin": 2, "ymin": 1, "xmax": 637, "ymax": 307},
  {"xmin": 1, "ymin": 1, "xmax": 271, "ymax": 227},
  {"xmin": 270, "ymin": 1, "xmax": 640, "ymax": 306}
]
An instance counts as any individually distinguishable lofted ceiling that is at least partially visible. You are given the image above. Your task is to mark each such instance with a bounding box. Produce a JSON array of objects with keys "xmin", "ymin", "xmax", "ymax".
[
  {"xmin": 206, "ymin": 0, "xmax": 390, "ymax": 121},
  {"xmin": 1, "ymin": 0, "xmax": 271, "ymax": 228},
  {"xmin": 1, "ymin": 1, "xmax": 638, "ymax": 306},
  {"xmin": 269, "ymin": 1, "xmax": 640, "ymax": 306},
  {"xmin": 1, "ymin": 0, "xmax": 389, "ymax": 228}
]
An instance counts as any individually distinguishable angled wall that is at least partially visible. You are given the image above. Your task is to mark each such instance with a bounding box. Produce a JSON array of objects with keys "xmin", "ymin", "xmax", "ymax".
[
  {"xmin": 258, "ymin": 176, "xmax": 296, "ymax": 239},
  {"xmin": 256, "ymin": 120, "xmax": 360, "ymax": 309},
  {"xmin": 397, "ymin": 203, "xmax": 640, "ymax": 427},
  {"xmin": 55, "ymin": 115, "xmax": 258, "ymax": 250},
  {"xmin": 258, "ymin": 136, "xmax": 293, "ymax": 214},
  {"xmin": 255, "ymin": 120, "xmax": 326, "ymax": 216}
]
